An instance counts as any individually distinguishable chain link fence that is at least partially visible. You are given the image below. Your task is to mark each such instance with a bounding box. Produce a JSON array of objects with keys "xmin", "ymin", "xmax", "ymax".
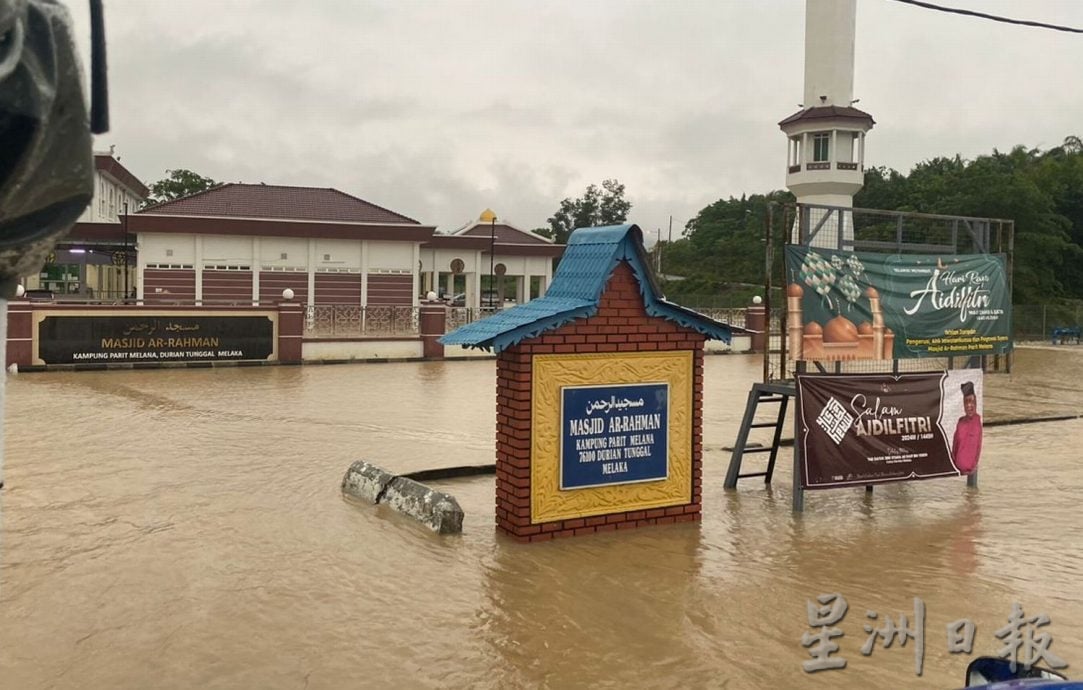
[{"xmin": 1014, "ymin": 304, "xmax": 1083, "ymax": 342}]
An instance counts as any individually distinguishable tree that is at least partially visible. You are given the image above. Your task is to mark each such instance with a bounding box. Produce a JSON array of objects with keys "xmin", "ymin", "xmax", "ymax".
[
  {"xmin": 661, "ymin": 136, "xmax": 1083, "ymax": 306},
  {"xmin": 854, "ymin": 166, "xmax": 909, "ymax": 210},
  {"xmin": 540, "ymin": 179, "xmax": 631, "ymax": 243},
  {"xmin": 145, "ymin": 169, "xmax": 219, "ymax": 207},
  {"xmin": 673, "ymin": 190, "xmax": 792, "ymax": 281}
]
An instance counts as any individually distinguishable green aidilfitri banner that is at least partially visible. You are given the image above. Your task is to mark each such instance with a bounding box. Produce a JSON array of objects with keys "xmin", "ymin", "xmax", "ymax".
[{"xmin": 783, "ymin": 246, "xmax": 1012, "ymax": 360}]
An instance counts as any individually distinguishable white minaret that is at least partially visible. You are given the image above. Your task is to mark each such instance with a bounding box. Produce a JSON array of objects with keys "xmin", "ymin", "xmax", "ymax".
[{"xmin": 780, "ymin": 0, "xmax": 874, "ymax": 249}]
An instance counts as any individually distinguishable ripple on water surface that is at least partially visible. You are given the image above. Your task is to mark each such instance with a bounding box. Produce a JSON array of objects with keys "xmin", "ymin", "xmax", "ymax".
[{"xmin": 1, "ymin": 350, "xmax": 1081, "ymax": 688}]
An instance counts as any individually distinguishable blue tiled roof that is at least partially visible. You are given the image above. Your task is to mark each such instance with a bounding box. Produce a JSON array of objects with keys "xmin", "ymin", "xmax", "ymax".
[{"xmin": 441, "ymin": 224, "xmax": 744, "ymax": 352}]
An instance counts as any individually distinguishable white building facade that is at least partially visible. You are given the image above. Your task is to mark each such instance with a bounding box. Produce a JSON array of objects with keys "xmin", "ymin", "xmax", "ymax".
[
  {"xmin": 420, "ymin": 210, "xmax": 561, "ymax": 309},
  {"xmin": 23, "ymin": 151, "xmax": 148, "ymax": 297},
  {"xmin": 131, "ymin": 184, "xmax": 434, "ymax": 307},
  {"xmin": 81, "ymin": 150, "xmax": 148, "ymax": 224},
  {"xmin": 780, "ymin": 0, "xmax": 874, "ymax": 249}
]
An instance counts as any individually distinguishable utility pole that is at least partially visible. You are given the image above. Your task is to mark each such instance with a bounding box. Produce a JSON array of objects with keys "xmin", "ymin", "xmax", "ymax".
[
  {"xmin": 480, "ymin": 208, "xmax": 497, "ymax": 309},
  {"xmin": 490, "ymin": 215, "xmax": 496, "ymax": 308},
  {"xmin": 656, "ymin": 228, "xmax": 662, "ymax": 273}
]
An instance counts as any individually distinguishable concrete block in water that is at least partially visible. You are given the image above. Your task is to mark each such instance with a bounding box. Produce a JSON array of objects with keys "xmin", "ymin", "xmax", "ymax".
[
  {"xmin": 382, "ymin": 476, "xmax": 464, "ymax": 535},
  {"xmin": 341, "ymin": 461, "xmax": 464, "ymax": 534},
  {"xmin": 341, "ymin": 460, "xmax": 396, "ymax": 504}
]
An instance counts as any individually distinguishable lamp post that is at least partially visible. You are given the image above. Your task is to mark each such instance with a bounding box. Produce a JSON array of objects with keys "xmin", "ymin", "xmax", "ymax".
[
  {"xmin": 480, "ymin": 208, "xmax": 497, "ymax": 309},
  {"xmin": 123, "ymin": 201, "xmax": 130, "ymax": 301}
]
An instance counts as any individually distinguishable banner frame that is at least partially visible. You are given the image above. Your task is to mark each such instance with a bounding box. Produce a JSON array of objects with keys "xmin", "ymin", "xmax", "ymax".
[{"xmin": 792, "ymin": 368, "xmax": 982, "ymax": 510}]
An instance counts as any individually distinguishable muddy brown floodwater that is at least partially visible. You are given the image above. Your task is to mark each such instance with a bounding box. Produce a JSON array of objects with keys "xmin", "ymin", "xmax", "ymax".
[{"xmin": 2, "ymin": 348, "xmax": 1082, "ymax": 688}]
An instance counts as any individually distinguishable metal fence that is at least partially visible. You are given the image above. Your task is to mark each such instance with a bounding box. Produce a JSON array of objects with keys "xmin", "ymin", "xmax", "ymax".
[
  {"xmin": 446, "ymin": 306, "xmax": 493, "ymax": 333},
  {"xmin": 304, "ymin": 305, "xmax": 421, "ymax": 338},
  {"xmin": 669, "ymin": 295, "xmax": 760, "ymax": 309},
  {"xmin": 1014, "ymin": 304, "xmax": 1083, "ymax": 341},
  {"xmin": 687, "ymin": 307, "xmax": 748, "ymax": 330},
  {"xmin": 302, "ymin": 304, "xmax": 494, "ymax": 338},
  {"xmin": 765, "ymin": 203, "xmax": 1015, "ymax": 382}
]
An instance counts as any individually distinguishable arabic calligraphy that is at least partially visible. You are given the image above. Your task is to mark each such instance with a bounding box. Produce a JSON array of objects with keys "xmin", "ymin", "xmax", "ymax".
[
  {"xmin": 165, "ymin": 322, "xmax": 200, "ymax": 333},
  {"xmin": 585, "ymin": 396, "xmax": 645, "ymax": 416},
  {"xmin": 122, "ymin": 320, "xmax": 201, "ymax": 336},
  {"xmin": 122, "ymin": 322, "xmax": 151, "ymax": 336}
]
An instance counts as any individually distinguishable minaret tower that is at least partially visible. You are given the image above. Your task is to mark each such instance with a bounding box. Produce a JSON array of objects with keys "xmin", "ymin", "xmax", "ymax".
[{"xmin": 780, "ymin": 0, "xmax": 874, "ymax": 248}]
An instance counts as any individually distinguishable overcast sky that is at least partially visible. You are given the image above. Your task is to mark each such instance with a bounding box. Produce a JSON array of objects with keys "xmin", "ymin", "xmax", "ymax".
[{"xmin": 67, "ymin": 0, "xmax": 1083, "ymax": 237}]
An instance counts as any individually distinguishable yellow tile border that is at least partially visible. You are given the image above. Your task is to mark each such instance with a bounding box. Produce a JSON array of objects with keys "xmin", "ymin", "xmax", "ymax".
[{"xmin": 531, "ymin": 351, "xmax": 693, "ymax": 523}]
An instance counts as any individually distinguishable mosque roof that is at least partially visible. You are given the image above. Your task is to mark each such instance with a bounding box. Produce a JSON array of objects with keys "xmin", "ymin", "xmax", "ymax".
[{"xmin": 441, "ymin": 224, "xmax": 744, "ymax": 352}]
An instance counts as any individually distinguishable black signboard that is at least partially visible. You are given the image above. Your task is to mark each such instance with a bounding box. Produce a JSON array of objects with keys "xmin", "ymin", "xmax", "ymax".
[
  {"xmin": 37, "ymin": 314, "xmax": 276, "ymax": 364},
  {"xmin": 797, "ymin": 370, "xmax": 983, "ymax": 489}
]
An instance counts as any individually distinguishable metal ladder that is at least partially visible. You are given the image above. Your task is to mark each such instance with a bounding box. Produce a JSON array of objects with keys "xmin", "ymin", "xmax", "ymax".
[{"xmin": 723, "ymin": 382, "xmax": 795, "ymax": 488}]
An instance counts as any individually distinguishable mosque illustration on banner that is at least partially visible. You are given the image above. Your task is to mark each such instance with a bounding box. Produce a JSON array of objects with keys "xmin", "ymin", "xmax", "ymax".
[
  {"xmin": 787, "ymin": 281, "xmax": 894, "ymax": 361},
  {"xmin": 784, "ymin": 250, "xmax": 923, "ymax": 362}
]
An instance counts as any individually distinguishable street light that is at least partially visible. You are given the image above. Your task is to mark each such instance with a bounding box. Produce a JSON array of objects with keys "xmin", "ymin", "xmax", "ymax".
[
  {"xmin": 123, "ymin": 201, "xmax": 130, "ymax": 301},
  {"xmin": 480, "ymin": 208, "xmax": 497, "ymax": 309}
]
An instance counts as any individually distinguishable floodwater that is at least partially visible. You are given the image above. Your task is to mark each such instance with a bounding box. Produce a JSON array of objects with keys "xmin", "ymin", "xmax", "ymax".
[{"xmin": 1, "ymin": 348, "xmax": 1082, "ymax": 689}]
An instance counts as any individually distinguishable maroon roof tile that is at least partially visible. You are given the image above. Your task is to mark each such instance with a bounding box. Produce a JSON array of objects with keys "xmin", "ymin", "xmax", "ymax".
[
  {"xmin": 137, "ymin": 183, "xmax": 422, "ymax": 225},
  {"xmin": 778, "ymin": 105, "xmax": 875, "ymax": 128},
  {"xmin": 60, "ymin": 222, "xmax": 131, "ymax": 245},
  {"xmin": 422, "ymin": 234, "xmax": 492, "ymax": 250},
  {"xmin": 127, "ymin": 214, "xmax": 434, "ymax": 242},
  {"xmin": 458, "ymin": 222, "xmax": 552, "ymax": 245},
  {"xmin": 421, "ymin": 233, "xmax": 564, "ymax": 257}
]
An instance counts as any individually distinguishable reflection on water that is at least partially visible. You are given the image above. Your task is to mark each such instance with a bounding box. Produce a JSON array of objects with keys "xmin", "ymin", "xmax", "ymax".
[
  {"xmin": 985, "ymin": 346, "xmax": 1083, "ymax": 420},
  {"xmin": 1, "ymin": 348, "xmax": 1082, "ymax": 688}
]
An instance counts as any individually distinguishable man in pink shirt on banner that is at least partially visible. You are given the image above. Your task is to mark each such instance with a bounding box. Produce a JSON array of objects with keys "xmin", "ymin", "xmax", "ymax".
[{"xmin": 952, "ymin": 381, "xmax": 982, "ymax": 474}]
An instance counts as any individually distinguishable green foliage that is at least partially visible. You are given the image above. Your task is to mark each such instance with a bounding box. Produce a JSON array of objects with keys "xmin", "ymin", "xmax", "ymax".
[
  {"xmin": 661, "ymin": 280, "xmax": 783, "ymax": 309},
  {"xmin": 540, "ymin": 179, "xmax": 631, "ymax": 244},
  {"xmin": 666, "ymin": 136, "xmax": 1083, "ymax": 307},
  {"xmin": 854, "ymin": 139, "xmax": 1083, "ymax": 303},
  {"xmin": 145, "ymin": 169, "xmax": 219, "ymax": 207},
  {"xmin": 658, "ymin": 190, "xmax": 792, "ymax": 305}
]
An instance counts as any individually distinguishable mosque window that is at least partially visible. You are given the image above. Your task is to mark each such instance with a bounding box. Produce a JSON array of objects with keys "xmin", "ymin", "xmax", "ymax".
[{"xmin": 812, "ymin": 132, "xmax": 831, "ymax": 162}]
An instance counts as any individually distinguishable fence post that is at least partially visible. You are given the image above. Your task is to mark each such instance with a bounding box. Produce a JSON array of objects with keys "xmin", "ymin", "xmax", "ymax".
[
  {"xmin": 420, "ymin": 301, "xmax": 447, "ymax": 359},
  {"xmin": 746, "ymin": 300, "xmax": 766, "ymax": 353},
  {"xmin": 277, "ymin": 301, "xmax": 304, "ymax": 363},
  {"xmin": 7, "ymin": 299, "xmax": 33, "ymax": 369}
]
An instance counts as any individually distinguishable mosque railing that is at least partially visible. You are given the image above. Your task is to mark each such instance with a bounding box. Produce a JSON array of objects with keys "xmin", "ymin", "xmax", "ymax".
[
  {"xmin": 687, "ymin": 307, "xmax": 748, "ymax": 330},
  {"xmin": 446, "ymin": 306, "xmax": 488, "ymax": 332},
  {"xmin": 302, "ymin": 303, "xmax": 491, "ymax": 338},
  {"xmin": 304, "ymin": 305, "xmax": 421, "ymax": 338}
]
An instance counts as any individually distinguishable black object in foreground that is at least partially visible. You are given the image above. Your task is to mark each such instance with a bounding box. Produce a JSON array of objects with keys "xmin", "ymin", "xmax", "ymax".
[{"xmin": 0, "ymin": 0, "xmax": 99, "ymax": 296}]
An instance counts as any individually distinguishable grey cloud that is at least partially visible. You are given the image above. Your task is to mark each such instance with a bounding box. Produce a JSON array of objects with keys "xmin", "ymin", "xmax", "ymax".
[{"xmin": 63, "ymin": 0, "xmax": 1083, "ymax": 239}]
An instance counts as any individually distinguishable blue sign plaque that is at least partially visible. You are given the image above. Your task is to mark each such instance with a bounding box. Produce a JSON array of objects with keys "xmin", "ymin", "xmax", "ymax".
[{"xmin": 560, "ymin": 382, "xmax": 669, "ymax": 490}]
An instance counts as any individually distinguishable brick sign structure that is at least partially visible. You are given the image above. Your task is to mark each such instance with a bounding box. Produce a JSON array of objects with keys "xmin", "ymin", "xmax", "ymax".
[{"xmin": 443, "ymin": 225, "xmax": 743, "ymax": 542}]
